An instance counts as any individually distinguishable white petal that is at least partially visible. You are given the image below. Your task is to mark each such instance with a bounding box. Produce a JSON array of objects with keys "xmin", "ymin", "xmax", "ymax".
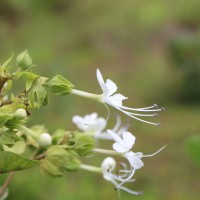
[
  {"xmin": 96, "ymin": 69, "xmax": 105, "ymax": 92},
  {"xmin": 108, "ymin": 93, "xmax": 127, "ymax": 107},
  {"xmin": 72, "ymin": 115, "xmax": 81, "ymax": 124},
  {"xmin": 113, "ymin": 142, "xmax": 127, "ymax": 153},
  {"xmin": 122, "ymin": 132, "xmax": 135, "ymax": 151},
  {"xmin": 125, "ymin": 152, "xmax": 144, "ymax": 169},
  {"xmin": 105, "ymin": 79, "xmax": 117, "ymax": 95},
  {"xmin": 107, "ymin": 130, "xmax": 123, "ymax": 144}
]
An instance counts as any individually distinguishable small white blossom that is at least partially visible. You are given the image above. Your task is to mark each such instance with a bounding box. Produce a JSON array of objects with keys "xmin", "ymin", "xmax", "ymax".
[
  {"xmin": 107, "ymin": 130, "xmax": 144, "ymax": 170},
  {"xmin": 96, "ymin": 69, "xmax": 164, "ymax": 125},
  {"xmin": 72, "ymin": 112, "xmax": 106, "ymax": 136},
  {"xmin": 107, "ymin": 130, "xmax": 165, "ymax": 174},
  {"xmin": 72, "ymin": 113, "xmax": 128, "ymax": 140},
  {"xmin": 101, "ymin": 157, "xmax": 142, "ymax": 195}
]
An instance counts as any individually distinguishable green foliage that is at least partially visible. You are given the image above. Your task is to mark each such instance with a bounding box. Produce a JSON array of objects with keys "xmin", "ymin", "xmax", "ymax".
[
  {"xmin": 41, "ymin": 146, "xmax": 81, "ymax": 176},
  {"xmin": 0, "ymin": 151, "xmax": 39, "ymax": 173},
  {"xmin": 70, "ymin": 132, "xmax": 95, "ymax": 157},
  {"xmin": 28, "ymin": 76, "xmax": 49, "ymax": 108},
  {"xmin": 187, "ymin": 135, "xmax": 200, "ymax": 167},
  {"xmin": 45, "ymin": 75, "xmax": 74, "ymax": 96},
  {"xmin": 0, "ymin": 130, "xmax": 19, "ymax": 146},
  {"xmin": 16, "ymin": 50, "xmax": 32, "ymax": 71},
  {"xmin": 0, "ymin": 110, "xmax": 13, "ymax": 128}
]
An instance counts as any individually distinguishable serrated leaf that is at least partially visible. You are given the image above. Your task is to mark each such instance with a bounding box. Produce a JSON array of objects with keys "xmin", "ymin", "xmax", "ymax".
[
  {"xmin": 0, "ymin": 133, "xmax": 15, "ymax": 145},
  {"xmin": 0, "ymin": 151, "xmax": 39, "ymax": 173},
  {"xmin": 1, "ymin": 53, "xmax": 13, "ymax": 72},
  {"xmin": 71, "ymin": 133, "xmax": 95, "ymax": 157},
  {"xmin": 28, "ymin": 76, "xmax": 48, "ymax": 108},
  {"xmin": 0, "ymin": 108, "xmax": 13, "ymax": 128},
  {"xmin": 43, "ymin": 146, "xmax": 81, "ymax": 175},
  {"xmin": 3, "ymin": 140, "xmax": 26, "ymax": 154},
  {"xmin": 40, "ymin": 159, "xmax": 63, "ymax": 176}
]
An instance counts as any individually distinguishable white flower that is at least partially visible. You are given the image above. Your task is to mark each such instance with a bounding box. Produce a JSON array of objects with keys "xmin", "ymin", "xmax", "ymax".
[
  {"xmin": 96, "ymin": 69, "xmax": 164, "ymax": 125},
  {"xmin": 72, "ymin": 112, "xmax": 106, "ymax": 135},
  {"xmin": 108, "ymin": 130, "xmax": 165, "ymax": 170},
  {"xmin": 72, "ymin": 113, "xmax": 128, "ymax": 140},
  {"xmin": 107, "ymin": 130, "xmax": 144, "ymax": 170},
  {"xmin": 101, "ymin": 157, "xmax": 142, "ymax": 195}
]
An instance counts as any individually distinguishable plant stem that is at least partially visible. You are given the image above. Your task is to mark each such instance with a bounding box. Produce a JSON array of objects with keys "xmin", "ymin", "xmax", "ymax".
[
  {"xmin": 80, "ymin": 164, "xmax": 102, "ymax": 173},
  {"xmin": 71, "ymin": 89, "xmax": 101, "ymax": 101},
  {"xmin": 93, "ymin": 148, "xmax": 121, "ymax": 156},
  {"xmin": 0, "ymin": 171, "xmax": 15, "ymax": 198}
]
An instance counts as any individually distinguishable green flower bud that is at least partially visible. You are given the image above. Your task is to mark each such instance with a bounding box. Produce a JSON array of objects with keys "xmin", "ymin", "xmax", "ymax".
[
  {"xmin": 46, "ymin": 75, "xmax": 74, "ymax": 96},
  {"xmin": 16, "ymin": 50, "xmax": 32, "ymax": 70},
  {"xmin": 38, "ymin": 133, "xmax": 52, "ymax": 147},
  {"xmin": 15, "ymin": 108, "xmax": 27, "ymax": 119}
]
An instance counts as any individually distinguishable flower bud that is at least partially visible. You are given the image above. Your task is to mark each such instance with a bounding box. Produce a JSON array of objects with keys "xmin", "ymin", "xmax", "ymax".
[
  {"xmin": 16, "ymin": 50, "xmax": 32, "ymax": 70},
  {"xmin": 101, "ymin": 157, "xmax": 116, "ymax": 172},
  {"xmin": 38, "ymin": 133, "xmax": 52, "ymax": 147},
  {"xmin": 15, "ymin": 108, "xmax": 27, "ymax": 119}
]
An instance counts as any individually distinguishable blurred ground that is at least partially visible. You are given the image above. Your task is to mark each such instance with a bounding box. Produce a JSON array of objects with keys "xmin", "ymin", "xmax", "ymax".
[{"xmin": 0, "ymin": 0, "xmax": 200, "ymax": 199}]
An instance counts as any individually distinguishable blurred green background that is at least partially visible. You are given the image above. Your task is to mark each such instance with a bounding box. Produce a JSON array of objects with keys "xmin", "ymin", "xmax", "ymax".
[{"xmin": 1, "ymin": 0, "xmax": 200, "ymax": 199}]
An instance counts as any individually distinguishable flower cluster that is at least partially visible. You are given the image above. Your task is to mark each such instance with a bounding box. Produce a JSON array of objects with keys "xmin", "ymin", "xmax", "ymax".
[
  {"xmin": 0, "ymin": 52, "xmax": 165, "ymax": 199},
  {"xmin": 75, "ymin": 112, "xmax": 165, "ymax": 195},
  {"xmin": 71, "ymin": 69, "xmax": 165, "ymax": 195}
]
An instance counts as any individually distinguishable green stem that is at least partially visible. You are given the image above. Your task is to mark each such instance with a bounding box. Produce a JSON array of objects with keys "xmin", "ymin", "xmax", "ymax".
[
  {"xmin": 93, "ymin": 148, "xmax": 122, "ymax": 156},
  {"xmin": 80, "ymin": 164, "xmax": 102, "ymax": 173},
  {"xmin": 18, "ymin": 125, "xmax": 38, "ymax": 140},
  {"xmin": 71, "ymin": 89, "xmax": 101, "ymax": 101}
]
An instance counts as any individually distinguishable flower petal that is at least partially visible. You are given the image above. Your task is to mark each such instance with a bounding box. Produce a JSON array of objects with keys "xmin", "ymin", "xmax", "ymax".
[
  {"xmin": 122, "ymin": 132, "xmax": 135, "ymax": 151},
  {"xmin": 108, "ymin": 93, "xmax": 127, "ymax": 107},
  {"xmin": 96, "ymin": 69, "xmax": 105, "ymax": 91},
  {"xmin": 125, "ymin": 152, "xmax": 144, "ymax": 169},
  {"xmin": 113, "ymin": 142, "xmax": 127, "ymax": 153},
  {"xmin": 107, "ymin": 130, "xmax": 123, "ymax": 144},
  {"xmin": 105, "ymin": 79, "xmax": 117, "ymax": 96}
]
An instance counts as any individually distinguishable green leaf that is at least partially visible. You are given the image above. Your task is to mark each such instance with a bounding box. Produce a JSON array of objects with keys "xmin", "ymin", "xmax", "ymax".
[
  {"xmin": 0, "ymin": 130, "xmax": 16, "ymax": 145},
  {"xmin": 0, "ymin": 53, "xmax": 13, "ymax": 73},
  {"xmin": 3, "ymin": 140, "xmax": 26, "ymax": 154},
  {"xmin": 0, "ymin": 151, "xmax": 39, "ymax": 173},
  {"xmin": 46, "ymin": 75, "xmax": 74, "ymax": 96},
  {"xmin": 28, "ymin": 76, "xmax": 48, "ymax": 108},
  {"xmin": 41, "ymin": 146, "xmax": 81, "ymax": 176},
  {"xmin": 0, "ymin": 107, "xmax": 13, "ymax": 128},
  {"xmin": 71, "ymin": 132, "xmax": 95, "ymax": 157},
  {"xmin": 187, "ymin": 135, "xmax": 200, "ymax": 167},
  {"xmin": 40, "ymin": 159, "xmax": 63, "ymax": 176}
]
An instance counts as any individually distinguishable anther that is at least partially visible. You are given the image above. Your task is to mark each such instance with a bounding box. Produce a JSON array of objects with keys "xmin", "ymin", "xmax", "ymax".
[{"xmin": 161, "ymin": 107, "xmax": 165, "ymax": 111}]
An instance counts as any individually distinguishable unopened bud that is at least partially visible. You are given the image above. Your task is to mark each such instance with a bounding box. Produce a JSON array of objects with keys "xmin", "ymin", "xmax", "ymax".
[
  {"xmin": 101, "ymin": 157, "xmax": 116, "ymax": 172},
  {"xmin": 38, "ymin": 133, "xmax": 52, "ymax": 147},
  {"xmin": 16, "ymin": 50, "xmax": 32, "ymax": 70},
  {"xmin": 15, "ymin": 108, "xmax": 27, "ymax": 119}
]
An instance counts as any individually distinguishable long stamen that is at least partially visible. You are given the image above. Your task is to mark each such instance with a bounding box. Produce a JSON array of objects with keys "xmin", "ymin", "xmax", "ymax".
[
  {"xmin": 121, "ymin": 105, "xmax": 164, "ymax": 112},
  {"xmin": 123, "ymin": 110, "xmax": 158, "ymax": 117},
  {"xmin": 114, "ymin": 106, "xmax": 160, "ymax": 126},
  {"xmin": 116, "ymin": 168, "xmax": 136, "ymax": 184},
  {"xmin": 142, "ymin": 145, "xmax": 167, "ymax": 158},
  {"xmin": 116, "ymin": 185, "xmax": 143, "ymax": 195}
]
